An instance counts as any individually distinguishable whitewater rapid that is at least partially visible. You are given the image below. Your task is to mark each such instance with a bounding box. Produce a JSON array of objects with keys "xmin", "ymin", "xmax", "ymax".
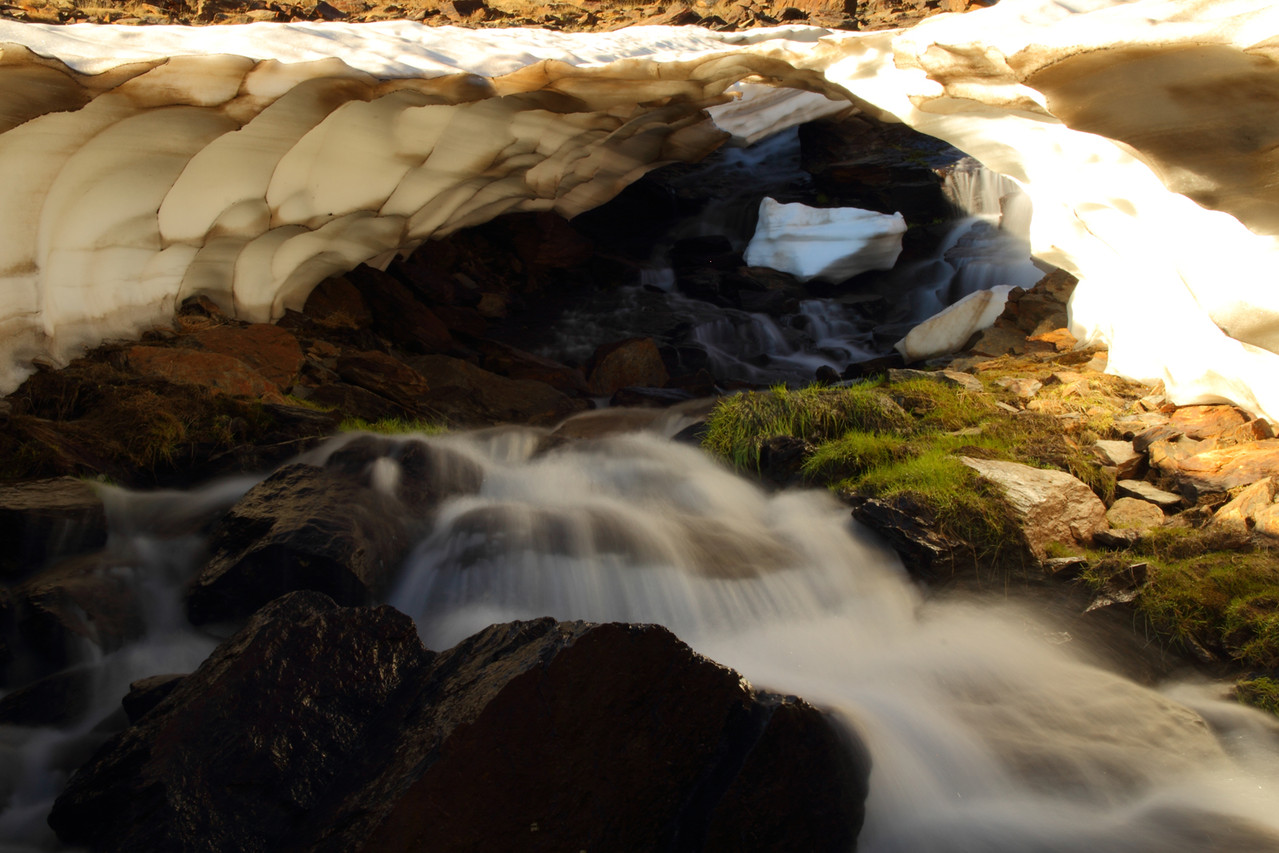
[{"xmin": 6, "ymin": 426, "xmax": 1275, "ymax": 850}]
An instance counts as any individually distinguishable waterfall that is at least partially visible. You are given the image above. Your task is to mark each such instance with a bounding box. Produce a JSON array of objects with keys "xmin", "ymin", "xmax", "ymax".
[{"xmin": 8, "ymin": 429, "xmax": 1274, "ymax": 850}]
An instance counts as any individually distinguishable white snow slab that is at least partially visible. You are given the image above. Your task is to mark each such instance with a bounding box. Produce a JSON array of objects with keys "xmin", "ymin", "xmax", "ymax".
[
  {"xmin": 895, "ymin": 286, "xmax": 1014, "ymax": 364},
  {"xmin": 2, "ymin": 1, "xmax": 1279, "ymax": 424},
  {"xmin": 745, "ymin": 199, "xmax": 906, "ymax": 283}
]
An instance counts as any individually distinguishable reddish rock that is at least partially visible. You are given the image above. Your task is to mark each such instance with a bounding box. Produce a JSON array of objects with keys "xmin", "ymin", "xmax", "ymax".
[
  {"xmin": 587, "ymin": 337, "xmax": 669, "ymax": 396},
  {"xmin": 1220, "ymin": 418, "xmax": 1275, "ymax": 445},
  {"xmin": 125, "ymin": 346, "xmax": 281, "ymax": 400},
  {"xmin": 1177, "ymin": 440, "xmax": 1279, "ymax": 497},
  {"xmin": 996, "ymin": 376, "xmax": 1042, "ymax": 400},
  {"xmin": 194, "ymin": 324, "xmax": 305, "ymax": 388},
  {"xmin": 1169, "ymin": 405, "xmax": 1249, "ymax": 440},
  {"xmin": 337, "ymin": 351, "xmax": 431, "ymax": 413},
  {"xmin": 1210, "ymin": 477, "xmax": 1279, "ymax": 533},
  {"xmin": 303, "ymin": 276, "xmax": 373, "ymax": 329},
  {"xmin": 408, "ymin": 354, "xmax": 586, "ymax": 426},
  {"xmin": 1027, "ymin": 327, "xmax": 1078, "ymax": 353}
]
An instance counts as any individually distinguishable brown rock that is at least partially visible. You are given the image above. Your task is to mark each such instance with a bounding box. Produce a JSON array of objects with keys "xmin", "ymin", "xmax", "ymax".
[
  {"xmin": 965, "ymin": 324, "xmax": 1026, "ymax": 358},
  {"xmin": 1106, "ymin": 497, "xmax": 1166, "ymax": 531},
  {"xmin": 121, "ymin": 674, "xmax": 186, "ymax": 725},
  {"xmin": 1256, "ymin": 505, "xmax": 1279, "ymax": 539},
  {"xmin": 1115, "ymin": 479, "xmax": 1184, "ymax": 510},
  {"xmin": 0, "ymin": 477, "xmax": 106, "ymax": 580},
  {"xmin": 337, "ymin": 351, "xmax": 431, "ymax": 413},
  {"xmin": 1219, "ymin": 418, "xmax": 1275, "ymax": 445},
  {"xmin": 1210, "ymin": 477, "xmax": 1279, "ymax": 533},
  {"xmin": 346, "ymin": 265, "xmax": 452, "ymax": 354},
  {"xmin": 409, "ymin": 354, "xmax": 586, "ymax": 426},
  {"xmin": 959, "ymin": 457, "xmax": 1107, "ymax": 561},
  {"xmin": 125, "ymin": 346, "xmax": 281, "ymax": 400},
  {"xmin": 587, "ymin": 337, "xmax": 669, "ymax": 396},
  {"xmin": 1169, "ymin": 405, "xmax": 1248, "ymax": 440},
  {"xmin": 1093, "ymin": 440, "xmax": 1144, "ymax": 480},
  {"xmin": 11, "ymin": 552, "xmax": 145, "ymax": 676},
  {"xmin": 473, "ymin": 338, "xmax": 590, "ymax": 395},
  {"xmin": 996, "ymin": 376, "xmax": 1042, "ymax": 400},
  {"xmin": 1027, "ymin": 327, "xmax": 1078, "ymax": 353},
  {"xmin": 305, "ymin": 382, "xmax": 417, "ymax": 422},
  {"xmin": 186, "ymin": 463, "xmax": 420, "ymax": 624},
  {"xmin": 303, "ymin": 276, "xmax": 373, "ymax": 329},
  {"xmin": 194, "ymin": 324, "xmax": 305, "ymax": 388},
  {"xmin": 1175, "ymin": 439, "xmax": 1279, "ymax": 498}
]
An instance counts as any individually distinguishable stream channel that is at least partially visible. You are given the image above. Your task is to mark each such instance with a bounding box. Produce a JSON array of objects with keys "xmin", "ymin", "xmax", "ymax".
[{"xmin": 2, "ymin": 126, "xmax": 1278, "ymax": 851}]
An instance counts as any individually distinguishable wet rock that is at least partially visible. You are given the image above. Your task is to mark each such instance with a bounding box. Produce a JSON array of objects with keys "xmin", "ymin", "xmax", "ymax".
[
  {"xmin": 610, "ymin": 386, "xmax": 696, "ymax": 408},
  {"xmin": 336, "ymin": 351, "xmax": 432, "ymax": 413},
  {"xmin": 1115, "ymin": 479, "xmax": 1185, "ymax": 510},
  {"xmin": 50, "ymin": 591, "xmax": 434, "ymax": 851},
  {"xmin": 849, "ymin": 495, "xmax": 970, "ymax": 580},
  {"xmin": 125, "ymin": 345, "xmax": 281, "ymax": 400},
  {"xmin": 756, "ymin": 435, "xmax": 814, "ymax": 488},
  {"xmin": 1106, "ymin": 497, "xmax": 1166, "ymax": 531},
  {"xmin": 324, "ymin": 434, "xmax": 485, "ymax": 514},
  {"xmin": 121, "ymin": 674, "xmax": 186, "ymax": 725},
  {"xmin": 408, "ymin": 354, "xmax": 586, "ymax": 426},
  {"xmin": 51, "ymin": 595, "xmax": 869, "ymax": 853},
  {"xmin": 1093, "ymin": 439, "xmax": 1144, "ymax": 480},
  {"xmin": 959, "ymin": 457, "xmax": 1107, "ymax": 561},
  {"xmin": 0, "ymin": 477, "xmax": 106, "ymax": 580},
  {"xmin": 186, "ymin": 463, "xmax": 416, "ymax": 625},
  {"xmin": 193, "ymin": 324, "xmax": 305, "ymax": 389},
  {"xmin": 10, "ymin": 552, "xmax": 145, "ymax": 679},
  {"xmin": 586, "ymin": 337, "xmax": 671, "ymax": 397}
]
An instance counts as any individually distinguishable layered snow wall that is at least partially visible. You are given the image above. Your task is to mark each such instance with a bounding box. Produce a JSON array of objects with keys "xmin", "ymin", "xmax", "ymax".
[{"xmin": 1, "ymin": 0, "xmax": 1279, "ymax": 419}]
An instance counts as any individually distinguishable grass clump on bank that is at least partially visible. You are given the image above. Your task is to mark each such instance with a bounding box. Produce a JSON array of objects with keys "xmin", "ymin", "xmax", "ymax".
[
  {"xmin": 1081, "ymin": 529, "xmax": 1279, "ymax": 671},
  {"xmin": 1236, "ymin": 677, "xmax": 1279, "ymax": 715},
  {"xmin": 703, "ymin": 375, "xmax": 1111, "ymax": 570},
  {"xmin": 339, "ymin": 416, "xmax": 447, "ymax": 436}
]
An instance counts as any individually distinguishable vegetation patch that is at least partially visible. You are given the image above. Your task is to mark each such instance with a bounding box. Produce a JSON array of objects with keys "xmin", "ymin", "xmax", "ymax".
[
  {"xmin": 1080, "ymin": 531, "xmax": 1279, "ymax": 670},
  {"xmin": 1236, "ymin": 676, "xmax": 1279, "ymax": 716},
  {"xmin": 703, "ymin": 374, "xmax": 1114, "ymax": 572},
  {"xmin": 339, "ymin": 416, "xmax": 447, "ymax": 436}
]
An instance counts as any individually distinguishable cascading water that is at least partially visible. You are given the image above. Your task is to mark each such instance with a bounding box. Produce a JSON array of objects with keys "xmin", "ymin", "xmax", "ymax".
[{"xmin": 4, "ymin": 428, "xmax": 1279, "ymax": 850}]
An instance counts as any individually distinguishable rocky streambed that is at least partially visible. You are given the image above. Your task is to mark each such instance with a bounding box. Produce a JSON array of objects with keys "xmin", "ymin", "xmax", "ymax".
[{"xmin": 2, "ymin": 105, "xmax": 1279, "ymax": 849}]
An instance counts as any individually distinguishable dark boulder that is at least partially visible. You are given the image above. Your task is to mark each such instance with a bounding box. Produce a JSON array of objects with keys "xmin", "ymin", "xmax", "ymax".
[
  {"xmin": 185, "ymin": 464, "xmax": 411, "ymax": 625},
  {"xmin": 0, "ymin": 477, "xmax": 107, "ymax": 581},
  {"xmin": 51, "ymin": 594, "xmax": 869, "ymax": 853}
]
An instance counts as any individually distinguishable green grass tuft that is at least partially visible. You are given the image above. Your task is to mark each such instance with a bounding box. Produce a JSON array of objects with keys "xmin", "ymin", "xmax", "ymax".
[
  {"xmin": 1236, "ymin": 676, "xmax": 1279, "ymax": 717},
  {"xmin": 339, "ymin": 416, "xmax": 447, "ymax": 436}
]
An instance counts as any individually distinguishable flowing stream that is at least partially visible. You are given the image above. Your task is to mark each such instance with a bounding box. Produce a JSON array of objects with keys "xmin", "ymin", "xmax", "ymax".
[{"xmin": 4, "ymin": 427, "xmax": 1278, "ymax": 850}]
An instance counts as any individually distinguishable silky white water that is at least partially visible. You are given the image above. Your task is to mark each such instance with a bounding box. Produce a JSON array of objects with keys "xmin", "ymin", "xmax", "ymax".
[{"xmin": 4, "ymin": 427, "xmax": 1279, "ymax": 850}]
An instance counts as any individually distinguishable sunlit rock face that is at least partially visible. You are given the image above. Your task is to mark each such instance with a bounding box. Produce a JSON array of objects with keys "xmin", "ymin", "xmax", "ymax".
[{"xmin": 2, "ymin": 0, "xmax": 1279, "ymax": 420}]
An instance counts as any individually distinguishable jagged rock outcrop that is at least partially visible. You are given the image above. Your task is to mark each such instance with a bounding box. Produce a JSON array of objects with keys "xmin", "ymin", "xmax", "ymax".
[{"xmin": 49, "ymin": 592, "xmax": 870, "ymax": 853}]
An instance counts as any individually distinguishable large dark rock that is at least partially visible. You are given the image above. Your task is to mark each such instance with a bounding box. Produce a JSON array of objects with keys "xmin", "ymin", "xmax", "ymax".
[
  {"xmin": 187, "ymin": 438, "xmax": 484, "ymax": 625},
  {"xmin": 407, "ymin": 354, "xmax": 587, "ymax": 426},
  {"xmin": 50, "ymin": 594, "xmax": 869, "ymax": 853},
  {"xmin": 0, "ymin": 477, "xmax": 106, "ymax": 580},
  {"xmin": 7, "ymin": 552, "xmax": 146, "ymax": 683}
]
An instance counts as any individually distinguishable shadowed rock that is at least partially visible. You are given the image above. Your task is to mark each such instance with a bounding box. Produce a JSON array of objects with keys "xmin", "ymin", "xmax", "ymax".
[{"xmin": 50, "ymin": 593, "xmax": 869, "ymax": 853}]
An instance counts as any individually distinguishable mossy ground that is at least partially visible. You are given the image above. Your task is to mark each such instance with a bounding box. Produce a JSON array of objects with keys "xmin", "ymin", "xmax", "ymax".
[
  {"xmin": 339, "ymin": 416, "xmax": 447, "ymax": 435},
  {"xmin": 702, "ymin": 375, "xmax": 1114, "ymax": 571}
]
